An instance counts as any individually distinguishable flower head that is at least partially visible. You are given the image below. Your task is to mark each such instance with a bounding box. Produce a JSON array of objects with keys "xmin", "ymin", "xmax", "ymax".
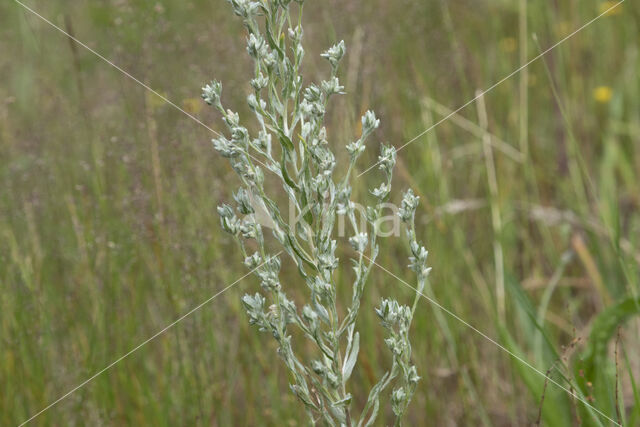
[
  {"xmin": 348, "ymin": 232, "xmax": 369, "ymax": 253},
  {"xmin": 234, "ymin": 188, "xmax": 255, "ymax": 214},
  {"xmin": 371, "ymin": 182, "xmax": 390, "ymax": 200},
  {"xmin": 217, "ymin": 204, "xmax": 240, "ymax": 234},
  {"xmin": 321, "ymin": 77, "xmax": 344, "ymax": 96},
  {"xmin": 212, "ymin": 136, "xmax": 242, "ymax": 158},
  {"xmin": 593, "ymin": 86, "xmax": 613, "ymax": 103},
  {"xmin": 361, "ymin": 110, "xmax": 380, "ymax": 137},
  {"xmin": 321, "ymin": 40, "xmax": 346, "ymax": 71},
  {"xmin": 399, "ymin": 189, "xmax": 419, "ymax": 223},
  {"xmin": 201, "ymin": 80, "xmax": 222, "ymax": 106},
  {"xmin": 247, "ymin": 33, "xmax": 267, "ymax": 59},
  {"xmin": 378, "ymin": 144, "xmax": 396, "ymax": 176},
  {"xmin": 227, "ymin": 0, "xmax": 260, "ymax": 19}
]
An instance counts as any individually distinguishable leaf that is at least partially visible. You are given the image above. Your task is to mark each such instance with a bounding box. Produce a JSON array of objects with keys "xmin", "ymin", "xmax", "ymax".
[
  {"xmin": 342, "ymin": 331, "xmax": 359, "ymax": 381},
  {"xmin": 579, "ymin": 297, "xmax": 640, "ymax": 375},
  {"xmin": 626, "ymin": 350, "xmax": 640, "ymax": 427},
  {"xmin": 275, "ymin": 128, "xmax": 298, "ymax": 192},
  {"xmin": 299, "ymin": 190, "xmax": 314, "ymax": 226},
  {"xmin": 497, "ymin": 325, "xmax": 572, "ymax": 427},
  {"xmin": 505, "ymin": 273, "xmax": 560, "ymax": 363},
  {"xmin": 358, "ymin": 371, "xmax": 392, "ymax": 427},
  {"xmin": 264, "ymin": 22, "xmax": 285, "ymax": 58},
  {"xmin": 286, "ymin": 234, "xmax": 316, "ymax": 271},
  {"xmin": 280, "ymin": 150, "xmax": 298, "ymax": 191},
  {"xmin": 328, "ymin": 404, "xmax": 347, "ymax": 424},
  {"xmin": 290, "ymin": 384, "xmax": 315, "ymax": 409},
  {"xmin": 276, "ymin": 128, "xmax": 295, "ymax": 152},
  {"xmin": 575, "ymin": 297, "xmax": 640, "ymax": 421},
  {"xmin": 332, "ymin": 393, "xmax": 352, "ymax": 406}
]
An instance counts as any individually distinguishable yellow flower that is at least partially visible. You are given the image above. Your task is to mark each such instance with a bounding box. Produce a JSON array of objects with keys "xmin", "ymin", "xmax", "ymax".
[
  {"xmin": 593, "ymin": 86, "xmax": 613, "ymax": 103},
  {"xmin": 499, "ymin": 37, "xmax": 517, "ymax": 53},
  {"xmin": 556, "ymin": 21, "xmax": 572, "ymax": 37},
  {"xmin": 182, "ymin": 98, "xmax": 203, "ymax": 114},
  {"xmin": 146, "ymin": 90, "xmax": 168, "ymax": 110},
  {"xmin": 599, "ymin": 1, "xmax": 622, "ymax": 16}
]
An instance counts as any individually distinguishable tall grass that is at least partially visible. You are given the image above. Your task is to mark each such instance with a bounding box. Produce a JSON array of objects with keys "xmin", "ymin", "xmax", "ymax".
[{"xmin": 1, "ymin": 0, "xmax": 639, "ymax": 424}]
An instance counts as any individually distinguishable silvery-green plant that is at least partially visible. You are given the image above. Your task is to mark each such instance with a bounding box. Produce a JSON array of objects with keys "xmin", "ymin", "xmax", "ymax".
[{"xmin": 204, "ymin": 1, "xmax": 430, "ymax": 424}]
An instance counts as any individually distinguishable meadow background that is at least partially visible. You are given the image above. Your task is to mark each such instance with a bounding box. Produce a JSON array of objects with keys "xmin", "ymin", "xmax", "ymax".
[{"xmin": 1, "ymin": 0, "xmax": 639, "ymax": 425}]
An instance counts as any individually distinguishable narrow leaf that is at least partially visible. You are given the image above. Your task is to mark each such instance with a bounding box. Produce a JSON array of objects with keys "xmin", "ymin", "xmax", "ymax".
[{"xmin": 342, "ymin": 332, "xmax": 360, "ymax": 381}]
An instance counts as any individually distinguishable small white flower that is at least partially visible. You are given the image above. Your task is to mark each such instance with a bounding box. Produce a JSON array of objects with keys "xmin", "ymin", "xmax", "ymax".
[
  {"xmin": 212, "ymin": 136, "xmax": 241, "ymax": 158},
  {"xmin": 304, "ymin": 85, "xmax": 322, "ymax": 103},
  {"xmin": 346, "ymin": 140, "xmax": 365, "ymax": 158},
  {"xmin": 244, "ymin": 252, "xmax": 261, "ymax": 269},
  {"xmin": 378, "ymin": 144, "xmax": 396, "ymax": 175},
  {"xmin": 371, "ymin": 182, "xmax": 390, "ymax": 199},
  {"xmin": 234, "ymin": 188, "xmax": 255, "ymax": 214},
  {"xmin": 399, "ymin": 189, "xmax": 419, "ymax": 222},
  {"xmin": 348, "ymin": 232, "xmax": 369, "ymax": 253},
  {"xmin": 201, "ymin": 80, "xmax": 222, "ymax": 105},
  {"xmin": 247, "ymin": 33, "xmax": 267, "ymax": 59},
  {"xmin": 321, "ymin": 77, "xmax": 344, "ymax": 96},
  {"xmin": 250, "ymin": 73, "xmax": 269, "ymax": 91},
  {"xmin": 321, "ymin": 40, "xmax": 346, "ymax": 70},
  {"xmin": 247, "ymin": 93, "xmax": 266, "ymax": 112},
  {"xmin": 361, "ymin": 110, "xmax": 380, "ymax": 137},
  {"xmin": 228, "ymin": 0, "xmax": 260, "ymax": 18}
]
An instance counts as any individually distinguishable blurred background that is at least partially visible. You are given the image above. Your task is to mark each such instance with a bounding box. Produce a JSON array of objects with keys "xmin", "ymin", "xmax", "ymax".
[{"xmin": 1, "ymin": 0, "xmax": 639, "ymax": 425}]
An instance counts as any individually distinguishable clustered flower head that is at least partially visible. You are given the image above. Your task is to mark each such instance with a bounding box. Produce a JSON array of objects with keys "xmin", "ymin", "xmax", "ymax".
[
  {"xmin": 233, "ymin": 188, "xmax": 254, "ymax": 215},
  {"xmin": 348, "ymin": 232, "xmax": 369, "ymax": 253},
  {"xmin": 217, "ymin": 203, "xmax": 240, "ymax": 234},
  {"xmin": 241, "ymin": 292, "xmax": 266, "ymax": 326},
  {"xmin": 399, "ymin": 188, "xmax": 419, "ymax": 223},
  {"xmin": 370, "ymin": 182, "xmax": 390, "ymax": 200},
  {"xmin": 246, "ymin": 33, "xmax": 267, "ymax": 58},
  {"xmin": 212, "ymin": 136, "xmax": 240, "ymax": 158},
  {"xmin": 201, "ymin": 80, "xmax": 222, "ymax": 106},
  {"xmin": 346, "ymin": 140, "xmax": 365, "ymax": 159},
  {"xmin": 409, "ymin": 240, "xmax": 431, "ymax": 278},
  {"xmin": 204, "ymin": 1, "xmax": 430, "ymax": 424},
  {"xmin": 376, "ymin": 298, "xmax": 411, "ymax": 330},
  {"xmin": 361, "ymin": 110, "xmax": 380, "ymax": 137},
  {"xmin": 228, "ymin": 0, "xmax": 261, "ymax": 18},
  {"xmin": 378, "ymin": 144, "xmax": 397, "ymax": 175},
  {"xmin": 321, "ymin": 40, "xmax": 346, "ymax": 72}
]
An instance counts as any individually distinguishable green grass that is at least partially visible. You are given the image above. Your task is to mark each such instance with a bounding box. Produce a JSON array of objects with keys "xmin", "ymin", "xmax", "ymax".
[{"xmin": 1, "ymin": 0, "xmax": 639, "ymax": 425}]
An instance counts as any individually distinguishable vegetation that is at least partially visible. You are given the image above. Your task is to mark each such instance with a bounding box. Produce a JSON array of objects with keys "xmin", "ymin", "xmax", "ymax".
[
  {"xmin": 206, "ymin": 1, "xmax": 427, "ymax": 424},
  {"xmin": 1, "ymin": 0, "xmax": 638, "ymax": 425}
]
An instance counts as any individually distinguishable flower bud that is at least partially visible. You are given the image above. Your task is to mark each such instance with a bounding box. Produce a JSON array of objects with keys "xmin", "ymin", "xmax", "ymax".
[
  {"xmin": 201, "ymin": 80, "xmax": 222, "ymax": 106},
  {"xmin": 370, "ymin": 182, "xmax": 390, "ymax": 200},
  {"xmin": 250, "ymin": 73, "xmax": 269, "ymax": 91},
  {"xmin": 321, "ymin": 77, "xmax": 344, "ymax": 96},
  {"xmin": 234, "ymin": 188, "xmax": 255, "ymax": 215},
  {"xmin": 321, "ymin": 40, "xmax": 346, "ymax": 71},
  {"xmin": 348, "ymin": 232, "xmax": 368, "ymax": 253},
  {"xmin": 244, "ymin": 252, "xmax": 261, "ymax": 269},
  {"xmin": 391, "ymin": 387, "xmax": 407, "ymax": 416},
  {"xmin": 361, "ymin": 110, "xmax": 380, "ymax": 137},
  {"xmin": 378, "ymin": 144, "xmax": 396, "ymax": 176},
  {"xmin": 399, "ymin": 189, "xmax": 419, "ymax": 222}
]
